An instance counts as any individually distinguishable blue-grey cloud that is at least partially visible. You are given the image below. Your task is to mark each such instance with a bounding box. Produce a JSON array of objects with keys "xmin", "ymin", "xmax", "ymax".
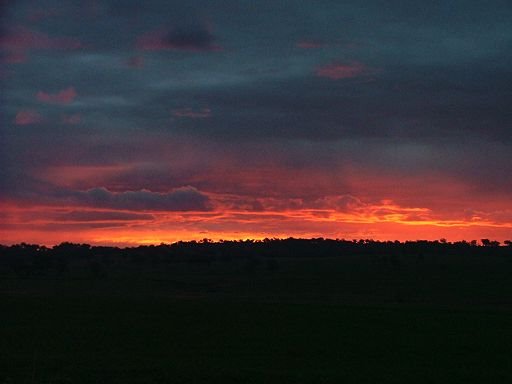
[
  {"xmin": 77, "ymin": 186, "xmax": 211, "ymax": 211},
  {"xmin": 164, "ymin": 25, "xmax": 216, "ymax": 50}
]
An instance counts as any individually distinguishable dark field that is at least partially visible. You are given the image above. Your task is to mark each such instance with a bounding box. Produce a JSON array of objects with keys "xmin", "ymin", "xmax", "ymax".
[{"xmin": 1, "ymin": 241, "xmax": 512, "ymax": 383}]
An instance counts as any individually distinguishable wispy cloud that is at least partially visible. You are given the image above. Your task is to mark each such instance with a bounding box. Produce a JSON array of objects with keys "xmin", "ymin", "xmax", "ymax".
[
  {"xmin": 296, "ymin": 40, "xmax": 325, "ymax": 49},
  {"xmin": 56, "ymin": 210, "xmax": 155, "ymax": 222},
  {"xmin": 172, "ymin": 107, "xmax": 211, "ymax": 119},
  {"xmin": 315, "ymin": 61, "xmax": 369, "ymax": 79}
]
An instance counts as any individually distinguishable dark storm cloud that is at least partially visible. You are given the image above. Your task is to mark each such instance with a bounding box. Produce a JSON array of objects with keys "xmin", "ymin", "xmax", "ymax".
[{"xmin": 136, "ymin": 24, "xmax": 219, "ymax": 52}]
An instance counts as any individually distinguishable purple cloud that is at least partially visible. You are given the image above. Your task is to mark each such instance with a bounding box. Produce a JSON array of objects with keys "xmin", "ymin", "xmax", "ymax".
[
  {"xmin": 0, "ymin": 26, "xmax": 81, "ymax": 63},
  {"xmin": 315, "ymin": 61, "xmax": 369, "ymax": 80},
  {"xmin": 14, "ymin": 109, "xmax": 42, "ymax": 125},
  {"xmin": 37, "ymin": 87, "xmax": 77, "ymax": 104}
]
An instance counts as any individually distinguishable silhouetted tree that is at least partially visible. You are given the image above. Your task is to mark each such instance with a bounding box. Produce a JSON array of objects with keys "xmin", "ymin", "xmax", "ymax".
[
  {"xmin": 481, "ymin": 239, "xmax": 500, "ymax": 247},
  {"xmin": 1, "ymin": 238, "xmax": 510, "ymax": 279}
]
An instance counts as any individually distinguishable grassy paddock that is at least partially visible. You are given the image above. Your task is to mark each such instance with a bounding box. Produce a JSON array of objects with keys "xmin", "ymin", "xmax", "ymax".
[
  {"xmin": 1, "ymin": 254, "xmax": 512, "ymax": 383},
  {"xmin": 2, "ymin": 297, "xmax": 512, "ymax": 383}
]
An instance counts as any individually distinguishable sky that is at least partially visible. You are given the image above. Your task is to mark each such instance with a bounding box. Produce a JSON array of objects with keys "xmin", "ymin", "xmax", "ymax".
[{"xmin": 1, "ymin": 0, "xmax": 511, "ymax": 246}]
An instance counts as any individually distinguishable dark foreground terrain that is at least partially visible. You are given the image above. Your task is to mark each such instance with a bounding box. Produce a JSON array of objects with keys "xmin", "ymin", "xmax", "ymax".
[{"xmin": 1, "ymin": 239, "xmax": 512, "ymax": 383}]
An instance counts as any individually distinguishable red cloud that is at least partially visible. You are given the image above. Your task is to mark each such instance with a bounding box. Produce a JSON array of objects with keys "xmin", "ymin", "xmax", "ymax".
[
  {"xmin": 0, "ymin": 26, "xmax": 81, "ymax": 63},
  {"xmin": 0, "ymin": 26, "xmax": 82, "ymax": 50},
  {"xmin": 15, "ymin": 109, "xmax": 42, "ymax": 125},
  {"xmin": 172, "ymin": 108, "xmax": 211, "ymax": 119},
  {"xmin": 315, "ymin": 61, "xmax": 368, "ymax": 79},
  {"xmin": 296, "ymin": 40, "xmax": 324, "ymax": 49},
  {"xmin": 37, "ymin": 87, "xmax": 77, "ymax": 104},
  {"xmin": 136, "ymin": 30, "xmax": 166, "ymax": 51}
]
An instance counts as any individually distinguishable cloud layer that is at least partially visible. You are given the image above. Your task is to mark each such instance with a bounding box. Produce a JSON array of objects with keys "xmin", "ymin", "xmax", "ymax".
[{"xmin": 1, "ymin": 0, "xmax": 511, "ymax": 244}]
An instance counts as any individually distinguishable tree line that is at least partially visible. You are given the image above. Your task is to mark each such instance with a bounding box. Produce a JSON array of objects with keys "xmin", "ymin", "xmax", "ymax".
[{"xmin": 0, "ymin": 238, "xmax": 510, "ymax": 278}]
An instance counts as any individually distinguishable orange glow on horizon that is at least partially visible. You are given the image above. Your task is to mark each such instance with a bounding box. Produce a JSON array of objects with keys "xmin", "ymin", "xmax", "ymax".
[{"xmin": 1, "ymin": 198, "xmax": 510, "ymax": 246}]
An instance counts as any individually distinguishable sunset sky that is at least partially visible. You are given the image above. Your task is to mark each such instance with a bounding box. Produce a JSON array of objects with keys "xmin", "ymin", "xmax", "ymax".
[{"xmin": 1, "ymin": 0, "xmax": 511, "ymax": 246}]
